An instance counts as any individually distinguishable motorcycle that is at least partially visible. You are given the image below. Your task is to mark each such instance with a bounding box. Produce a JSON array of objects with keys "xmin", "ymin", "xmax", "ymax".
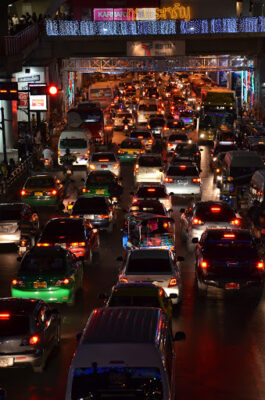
[{"xmin": 42, "ymin": 158, "xmax": 52, "ymax": 169}]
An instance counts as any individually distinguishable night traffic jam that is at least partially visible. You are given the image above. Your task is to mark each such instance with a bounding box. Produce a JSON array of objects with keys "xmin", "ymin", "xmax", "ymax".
[{"xmin": 0, "ymin": 68, "xmax": 264, "ymax": 399}]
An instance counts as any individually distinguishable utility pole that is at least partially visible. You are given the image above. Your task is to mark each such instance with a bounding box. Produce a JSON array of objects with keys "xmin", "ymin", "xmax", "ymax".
[{"xmin": 0, "ymin": 107, "xmax": 7, "ymax": 165}]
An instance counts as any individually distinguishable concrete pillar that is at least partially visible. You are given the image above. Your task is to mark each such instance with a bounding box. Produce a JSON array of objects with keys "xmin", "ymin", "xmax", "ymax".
[
  {"xmin": 0, "ymin": 4, "xmax": 9, "ymax": 36},
  {"xmin": 256, "ymin": 55, "xmax": 265, "ymax": 120}
]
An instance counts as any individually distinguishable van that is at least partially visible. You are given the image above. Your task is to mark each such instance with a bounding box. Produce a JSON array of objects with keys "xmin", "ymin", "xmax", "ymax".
[
  {"xmin": 222, "ymin": 151, "xmax": 264, "ymax": 182},
  {"xmin": 137, "ymin": 100, "xmax": 158, "ymax": 123},
  {"xmin": 248, "ymin": 169, "xmax": 265, "ymax": 205},
  {"xmin": 65, "ymin": 307, "xmax": 185, "ymax": 400},
  {"xmin": 58, "ymin": 129, "xmax": 90, "ymax": 166}
]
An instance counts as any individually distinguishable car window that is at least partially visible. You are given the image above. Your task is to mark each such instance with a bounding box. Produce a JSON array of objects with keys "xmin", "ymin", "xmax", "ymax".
[
  {"xmin": 195, "ymin": 205, "xmax": 235, "ymax": 221},
  {"xmin": 121, "ymin": 140, "xmax": 142, "ymax": 149},
  {"xmin": 73, "ymin": 197, "xmax": 108, "ymax": 214},
  {"xmin": 25, "ymin": 177, "xmax": 55, "ymax": 189},
  {"xmin": 130, "ymin": 132, "xmax": 151, "ymax": 139},
  {"xmin": 109, "ymin": 295, "xmax": 160, "ymax": 307},
  {"xmin": 127, "ymin": 256, "xmax": 172, "ymax": 274},
  {"xmin": 40, "ymin": 220, "xmax": 85, "ymax": 242},
  {"xmin": 86, "ymin": 173, "xmax": 114, "ymax": 185},
  {"xmin": 137, "ymin": 187, "xmax": 167, "ymax": 198},
  {"xmin": 21, "ymin": 254, "xmax": 67, "ymax": 273},
  {"xmin": 167, "ymin": 166, "xmax": 198, "ymax": 176},
  {"xmin": 0, "ymin": 315, "xmax": 30, "ymax": 336},
  {"xmin": 0, "ymin": 206, "xmax": 22, "ymax": 221},
  {"xmin": 138, "ymin": 156, "xmax": 162, "ymax": 167}
]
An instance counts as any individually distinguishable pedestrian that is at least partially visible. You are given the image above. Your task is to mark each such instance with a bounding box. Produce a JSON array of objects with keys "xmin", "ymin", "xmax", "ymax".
[
  {"xmin": 18, "ymin": 134, "xmax": 26, "ymax": 160},
  {"xmin": 12, "ymin": 14, "xmax": 19, "ymax": 26}
]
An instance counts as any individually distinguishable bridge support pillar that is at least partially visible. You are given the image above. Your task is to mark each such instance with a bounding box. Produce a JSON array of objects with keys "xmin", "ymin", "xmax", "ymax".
[{"xmin": 256, "ymin": 55, "xmax": 265, "ymax": 121}]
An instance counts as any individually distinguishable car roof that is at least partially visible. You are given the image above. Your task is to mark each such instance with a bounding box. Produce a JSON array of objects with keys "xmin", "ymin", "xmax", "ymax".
[
  {"xmin": 129, "ymin": 248, "xmax": 171, "ymax": 259},
  {"xmin": 112, "ymin": 283, "xmax": 163, "ymax": 296},
  {"xmin": 26, "ymin": 245, "xmax": 67, "ymax": 257},
  {"xmin": 88, "ymin": 170, "xmax": 115, "ymax": 176},
  {"xmin": 83, "ymin": 307, "xmax": 163, "ymax": 344},
  {"xmin": 0, "ymin": 298, "xmax": 43, "ymax": 314}
]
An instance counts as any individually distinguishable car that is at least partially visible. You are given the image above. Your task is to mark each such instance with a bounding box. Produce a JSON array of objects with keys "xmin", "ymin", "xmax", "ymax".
[
  {"xmin": 105, "ymin": 282, "xmax": 173, "ymax": 321},
  {"xmin": 212, "ymin": 152, "xmax": 226, "ymax": 183},
  {"xmin": 12, "ymin": 246, "xmax": 83, "ymax": 305},
  {"xmin": 211, "ymin": 143, "xmax": 238, "ymax": 170},
  {"xmin": 118, "ymin": 249, "xmax": 183, "ymax": 305},
  {"xmin": 198, "ymin": 118, "xmax": 216, "ymax": 144},
  {"xmin": 134, "ymin": 154, "xmax": 164, "ymax": 184},
  {"xmin": 37, "ymin": 217, "xmax": 99, "ymax": 263},
  {"xmin": 0, "ymin": 298, "xmax": 60, "ymax": 372},
  {"xmin": 193, "ymin": 228, "xmax": 265, "ymax": 297},
  {"xmin": 118, "ymin": 138, "xmax": 145, "ymax": 162},
  {"xmin": 20, "ymin": 175, "xmax": 63, "ymax": 208},
  {"xmin": 130, "ymin": 129, "xmax": 154, "ymax": 150},
  {"xmin": 0, "ymin": 202, "xmax": 39, "ymax": 247},
  {"xmin": 173, "ymin": 143, "xmax": 201, "ymax": 168},
  {"xmin": 88, "ymin": 152, "xmax": 120, "ymax": 176},
  {"xmin": 113, "ymin": 111, "xmax": 134, "ymax": 129},
  {"xmin": 166, "ymin": 133, "xmax": 190, "ymax": 152},
  {"xmin": 180, "ymin": 201, "xmax": 241, "ymax": 248},
  {"xmin": 133, "ymin": 183, "xmax": 172, "ymax": 211},
  {"xmin": 71, "ymin": 196, "xmax": 116, "ymax": 232},
  {"xmin": 137, "ymin": 100, "xmax": 158, "ymax": 123},
  {"xmin": 178, "ymin": 110, "xmax": 195, "ymax": 129},
  {"xmin": 82, "ymin": 170, "xmax": 123, "ymax": 200},
  {"xmin": 148, "ymin": 115, "xmax": 166, "ymax": 139},
  {"xmin": 129, "ymin": 199, "xmax": 167, "ymax": 216},
  {"xmin": 164, "ymin": 163, "xmax": 201, "ymax": 198}
]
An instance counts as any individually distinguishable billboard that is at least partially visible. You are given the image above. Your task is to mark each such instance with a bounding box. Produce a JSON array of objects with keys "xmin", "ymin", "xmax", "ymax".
[
  {"xmin": 127, "ymin": 41, "xmax": 185, "ymax": 56},
  {"xmin": 29, "ymin": 95, "xmax": 47, "ymax": 111}
]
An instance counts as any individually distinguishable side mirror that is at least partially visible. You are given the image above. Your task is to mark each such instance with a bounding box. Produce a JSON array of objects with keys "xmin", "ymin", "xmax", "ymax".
[
  {"xmin": 176, "ymin": 256, "xmax": 184, "ymax": 262},
  {"xmin": 17, "ymin": 256, "xmax": 22, "ymax": 262},
  {"xmin": 116, "ymin": 256, "xmax": 123, "ymax": 262},
  {"xmin": 179, "ymin": 208, "xmax": 185, "ymax": 214},
  {"xmin": 192, "ymin": 238, "xmax": 198, "ymax": 244},
  {"xmin": 173, "ymin": 331, "xmax": 186, "ymax": 341},
  {"xmin": 76, "ymin": 332, "xmax": 82, "ymax": 342}
]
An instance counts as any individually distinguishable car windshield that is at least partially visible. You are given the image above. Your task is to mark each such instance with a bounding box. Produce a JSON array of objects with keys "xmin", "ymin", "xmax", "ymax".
[
  {"xmin": 127, "ymin": 252, "xmax": 172, "ymax": 274},
  {"xmin": 71, "ymin": 367, "xmax": 163, "ymax": 400},
  {"xmin": 169, "ymin": 134, "xmax": 188, "ymax": 142},
  {"xmin": 91, "ymin": 153, "xmax": 116, "ymax": 162},
  {"xmin": 60, "ymin": 138, "xmax": 87, "ymax": 149},
  {"xmin": 167, "ymin": 166, "xmax": 198, "ymax": 176},
  {"xmin": 72, "ymin": 197, "xmax": 108, "ymax": 214},
  {"xmin": 139, "ymin": 156, "xmax": 162, "ymax": 167},
  {"xmin": 86, "ymin": 173, "xmax": 114, "ymax": 185},
  {"xmin": 0, "ymin": 206, "xmax": 22, "ymax": 221},
  {"xmin": 195, "ymin": 205, "xmax": 235, "ymax": 221},
  {"xmin": 20, "ymin": 254, "xmax": 66, "ymax": 273},
  {"xmin": 130, "ymin": 203, "xmax": 165, "ymax": 215},
  {"xmin": 131, "ymin": 132, "xmax": 151, "ymax": 139},
  {"xmin": 149, "ymin": 118, "xmax": 165, "ymax": 128},
  {"xmin": 230, "ymin": 166, "xmax": 261, "ymax": 178},
  {"xmin": 139, "ymin": 104, "xmax": 157, "ymax": 112},
  {"xmin": 40, "ymin": 220, "xmax": 85, "ymax": 242},
  {"xmin": 25, "ymin": 177, "xmax": 54, "ymax": 189},
  {"xmin": 121, "ymin": 140, "xmax": 142, "ymax": 149},
  {"xmin": 0, "ymin": 315, "xmax": 30, "ymax": 336},
  {"xmin": 109, "ymin": 295, "xmax": 160, "ymax": 307},
  {"xmin": 204, "ymin": 244, "xmax": 256, "ymax": 259},
  {"xmin": 137, "ymin": 187, "xmax": 167, "ymax": 198}
]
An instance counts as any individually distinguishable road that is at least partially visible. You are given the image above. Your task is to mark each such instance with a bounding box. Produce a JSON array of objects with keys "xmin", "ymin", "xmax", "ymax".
[{"xmin": 0, "ymin": 130, "xmax": 264, "ymax": 400}]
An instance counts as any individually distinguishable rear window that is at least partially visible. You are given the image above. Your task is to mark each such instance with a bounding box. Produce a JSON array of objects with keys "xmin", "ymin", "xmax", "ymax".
[
  {"xmin": 214, "ymin": 144, "xmax": 237, "ymax": 155},
  {"xmin": 149, "ymin": 118, "xmax": 165, "ymax": 128},
  {"xmin": 137, "ymin": 187, "xmax": 167, "ymax": 198},
  {"xmin": 121, "ymin": 140, "xmax": 142, "ymax": 149},
  {"xmin": 86, "ymin": 173, "xmax": 114, "ymax": 185},
  {"xmin": 195, "ymin": 204, "xmax": 235, "ymax": 221},
  {"xmin": 0, "ymin": 315, "xmax": 29, "ymax": 336},
  {"xmin": 167, "ymin": 121, "xmax": 184, "ymax": 129},
  {"xmin": 0, "ymin": 206, "xmax": 22, "ymax": 221},
  {"xmin": 60, "ymin": 138, "xmax": 87, "ymax": 149},
  {"xmin": 130, "ymin": 132, "xmax": 151, "ymax": 139},
  {"xmin": 167, "ymin": 166, "xmax": 198, "ymax": 176},
  {"xmin": 139, "ymin": 156, "xmax": 162, "ymax": 167},
  {"xmin": 230, "ymin": 166, "xmax": 260, "ymax": 178},
  {"xmin": 127, "ymin": 257, "xmax": 172, "ymax": 274},
  {"xmin": 41, "ymin": 220, "xmax": 85, "ymax": 242},
  {"xmin": 109, "ymin": 295, "xmax": 160, "ymax": 307},
  {"xmin": 139, "ymin": 104, "xmax": 157, "ymax": 112},
  {"xmin": 168, "ymin": 134, "xmax": 188, "ymax": 141},
  {"xmin": 72, "ymin": 197, "xmax": 108, "ymax": 214},
  {"xmin": 25, "ymin": 177, "xmax": 54, "ymax": 189},
  {"xmin": 91, "ymin": 153, "xmax": 116, "ymax": 162},
  {"xmin": 21, "ymin": 254, "xmax": 66, "ymax": 273}
]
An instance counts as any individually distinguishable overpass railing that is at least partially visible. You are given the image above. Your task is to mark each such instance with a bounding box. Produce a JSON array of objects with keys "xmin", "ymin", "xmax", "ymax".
[
  {"xmin": 46, "ymin": 17, "xmax": 265, "ymax": 37},
  {"xmin": 2, "ymin": 24, "xmax": 39, "ymax": 57}
]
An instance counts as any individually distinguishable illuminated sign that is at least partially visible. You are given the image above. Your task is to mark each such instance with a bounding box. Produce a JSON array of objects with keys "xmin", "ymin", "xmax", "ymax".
[
  {"xmin": 29, "ymin": 95, "xmax": 47, "ymax": 111},
  {"xmin": 127, "ymin": 41, "xmax": 185, "ymax": 56},
  {"xmin": 94, "ymin": 3, "xmax": 191, "ymax": 21},
  {"xmin": 18, "ymin": 92, "xmax": 28, "ymax": 108}
]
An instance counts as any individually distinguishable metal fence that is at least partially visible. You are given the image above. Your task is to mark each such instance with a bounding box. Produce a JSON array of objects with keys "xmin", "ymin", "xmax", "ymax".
[
  {"xmin": 0, "ymin": 155, "xmax": 33, "ymax": 199},
  {"xmin": 2, "ymin": 24, "xmax": 39, "ymax": 57}
]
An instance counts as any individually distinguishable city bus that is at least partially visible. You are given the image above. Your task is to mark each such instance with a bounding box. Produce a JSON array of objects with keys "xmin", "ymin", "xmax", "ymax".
[{"xmin": 88, "ymin": 81, "xmax": 116, "ymax": 109}]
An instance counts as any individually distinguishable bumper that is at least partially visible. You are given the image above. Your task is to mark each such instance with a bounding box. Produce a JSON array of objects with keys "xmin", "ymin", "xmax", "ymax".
[
  {"xmin": 165, "ymin": 184, "xmax": 201, "ymax": 196},
  {"xmin": 136, "ymin": 175, "xmax": 162, "ymax": 183},
  {"xmin": 164, "ymin": 287, "xmax": 180, "ymax": 303},
  {"xmin": 12, "ymin": 286, "xmax": 73, "ymax": 303},
  {"xmin": 0, "ymin": 232, "xmax": 20, "ymax": 244},
  {"xmin": 0, "ymin": 352, "xmax": 42, "ymax": 368},
  {"xmin": 200, "ymin": 277, "xmax": 264, "ymax": 291},
  {"xmin": 22, "ymin": 196, "xmax": 58, "ymax": 207},
  {"xmin": 118, "ymin": 154, "xmax": 138, "ymax": 162}
]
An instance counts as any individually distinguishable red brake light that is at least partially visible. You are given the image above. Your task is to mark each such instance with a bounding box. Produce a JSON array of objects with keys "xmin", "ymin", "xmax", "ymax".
[
  {"xmin": 70, "ymin": 242, "xmax": 86, "ymax": 247},
  {"xmin": 37, "ymin": 243, "xmax": 50, "ymax": 247},
  {"xmin": 223, "ymin": 233, "xmax": 235, "ymax": 238},
  {"xmin": 121, "ymin": 278, "xmax": 128, "ymax": 283},
  {"xmin": 0, "ymin": 313, "xmax": 10, "ymax": 319},
  {"xmin": 98, "ymin": 215, "xmax": 109, "ymax": 219},
  {"xmin": 231, "ymin": 219, "xmax": 240, "ymax": 225},
  {"xmin": 257, "ymin": 261, "xmax": 264, "ymax": 270},
  {"xmin": 200, "ymin": 261, "xmax": 208, "ymax": 269},
  {"xmin": 168, "ymin": 278, "xmax": 178, "ymax": 287},
  {"xmin": 20, "ymin": 190, "xmax": 27, "ymax": 196},
  {"xmin": 98, "ymin": 159, "xmax": 109, "ymax": 162},
  {"xmin": 63, "ymin": 278, "xmax": 70, "ymax": 284},
  {"xmin": 52, "ymin": 190, "xmax": 57, "ymax": 196},
  {"xmin": 192, "ymin": 178, "xmax": 201, "ymax": 183},
  {"xmin": 165, "ymin": 177, "xmax": 173, "ymax": 182},
  {"xmin": 11, "ymin": 279, "xmax": 18, "ymax": 285},
  {"xmin": 29, "ymin": 335, "xmax": 40, "ymax": 345},
  {"xmin": 193, "ymin": 218, "xmax": 203, "ymax": 225},
  {"xmin": 211, "ymin": 207, "xmax": 221, "ymax": 212},
  {"xmin": 147, "ymin": 188, "xmax": 156, "ymax": 192},
  {"xmin": 82, "ymin": 188, "xmax": 86, "ymax": 193},
  {"xmin": 179, "ymin": 165, "xmax": 186, "ymax": 170}
]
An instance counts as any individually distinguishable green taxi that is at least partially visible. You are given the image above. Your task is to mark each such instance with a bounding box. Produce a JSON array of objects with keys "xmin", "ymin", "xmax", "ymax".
[
  {"xmin": 11, "ymin": 246, "xmax": 83, "ymax": 305},
  {"xmin": 21, "ymin": 175, "xmax": 63, "ymax": 207},
  {"xmin": 82, "ymin": 170, "xmax": 122, "ymax": 199},
  {"xmin": 105, "ymin": 282, "xmax": 173, "ymax": 321},
  {"xmin": 118, "ymin": 138, "xmax": 145, "ymax": 162}
]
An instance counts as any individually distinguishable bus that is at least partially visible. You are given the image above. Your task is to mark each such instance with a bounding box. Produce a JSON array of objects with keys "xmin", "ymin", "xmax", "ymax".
[
  {"xmin": 88, "ymin": 81, "xmax": 116, "ymax": 109},
  {"xmin": 201, "ymin": 87, "xmax": 236, "ymax": 116}
]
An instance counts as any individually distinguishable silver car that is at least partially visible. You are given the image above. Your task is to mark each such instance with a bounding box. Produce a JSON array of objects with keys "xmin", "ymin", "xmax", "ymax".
[
  {"xmin": 135, "ymin": 154, "xmax": 164, "ymax": 184},
  {"xmin": 130, "ymin": 129, "xmax": 154, "ymax": 151},
  {"xmin": 119, "ymin": 249, "xmax": 183, "ymax": 304},
  {"xmin": 133, "ymin": 183, "xmax": 172, "ymax": 211},
  {"xmin": 88, "ymin": 152, "xmax": 120, "ymax": 176},
  {"xmin": 164, "ymin": 163, "xmax": 201, "ymax": 198},
  {"xmin": 166, "ymin": 133, "xmax": 190, "ymax": 153}
]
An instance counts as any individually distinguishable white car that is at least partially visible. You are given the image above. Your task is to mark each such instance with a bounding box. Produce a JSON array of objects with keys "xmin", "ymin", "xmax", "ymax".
[
  {"xmin": 130, "ymin": 130, "xmax": 154, "ymax": 150},
  {"xmin": 164, "ymin": 163, "xmax": 201, "ymax": 198},
  {"xmin": 88, "ymin": 152, "xmax": 120, "ymax": 176},
  {"xmin": 137, "ymin": 101, "xmax": 158, "ymax": 123},
  {"xmin": 114, "ymin": 112, "xmax": 134, "ymax": 129},
  {"xmin": 135, "ymin": 154, "xmax": 164, "ymax": 184},
  {"xmin": 119, "ymin": 249, "xmax": 183, "ymax": 304},
  {"xmin": 133, "ymin": 183, "xmax": 172, "ymax": 211},
  {"xmin": 166, "ymin": 133, "xmax": 189, "ymax": 152}
]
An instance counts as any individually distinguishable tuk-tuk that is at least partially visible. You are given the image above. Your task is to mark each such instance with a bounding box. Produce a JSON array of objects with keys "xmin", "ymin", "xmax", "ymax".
[{"xmin": 122, "ymin": 212, "xmax": 175, "ymax": 252}]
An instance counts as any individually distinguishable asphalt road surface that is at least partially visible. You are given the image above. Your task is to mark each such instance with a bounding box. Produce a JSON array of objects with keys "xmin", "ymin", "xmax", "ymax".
[{"xmin": 0, "ymin": 131, "xmax": 264, "ymax": 400}]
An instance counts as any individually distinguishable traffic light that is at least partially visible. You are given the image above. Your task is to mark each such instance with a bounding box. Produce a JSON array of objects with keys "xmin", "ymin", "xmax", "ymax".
[
  {"xmin": 0, "ymin": 82, "xmax": 18, "ymax": 101},
  {"xmin": 48, "ymin": 85, "xmax": 58, "ymax": 96}
]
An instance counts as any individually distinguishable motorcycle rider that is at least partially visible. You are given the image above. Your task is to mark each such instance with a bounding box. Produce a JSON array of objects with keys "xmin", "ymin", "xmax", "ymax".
[
  {"xmin": 42, "ymin": 145, "xmax": 53, "ymax": 166},
  {"xmin": 60, "ymin": 148, "xmax": 76, "ymax": 170}
]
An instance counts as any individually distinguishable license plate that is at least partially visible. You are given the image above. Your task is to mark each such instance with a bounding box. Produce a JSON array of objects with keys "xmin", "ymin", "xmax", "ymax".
[
  {"xmin": 101, "ymin": 165, "xmax": 107, "ymax": 168},
  {"xmin": 34, "ymin": 281, "xmax": 47, "ymax": 288},
  {"xmin": 34, "ymin": 192, "xmax": 43, "ymax": 196},
  {"xmin": 96, "ymin": 190, "xmax": 105, "ymax": 194},
  {"xmin": 0, "ymin": 358, "xmax": 13, "ymax": 367},
  {"xmin": 225, "ymin": 282, "xmax": 240, "ymax": 290},
  {"xmin": 84, "ymin": 214, "xmax": 94, "ymax": 220}
]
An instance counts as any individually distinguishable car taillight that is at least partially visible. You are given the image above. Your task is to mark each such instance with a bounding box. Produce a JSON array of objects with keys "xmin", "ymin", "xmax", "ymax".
[
  {"xmin": 168, "ymin": 278, "xmax": 178, "ymax": 287},
  {"xmin": 11, "ymin": 279, "xmax": 25, "ymax": 287},
  {"xmin": 231, "ymin": 219, "xmax": 240, "ymax": 226},
  {"xmin": 148, "ymin": 139, "xmax": 153, "ymax": 144},
  {"xmin": 0, "ymin": 313, "xmax": 10, "ymax": 319},
  {"xmin": 120, "ymin": 278, "xmax": 128, "ymax": 283},
  {"xmin": 89, "ymin": 164, "xmax": 96, "ymax": 170},
  {"xmin": 165, "ymin": 177, "xmax": 173, "ymax": 182},
  {"xmin": 70, "ymin": 242, "xmax": 86, "ymax": 247},
  {"xmin": 98, "ymin": 215, "xmax": 109, "ymax": 219},
  {"xmin": 47, "ymin": 190, "xmax": 57, "ymax": 196},
  {"xmin": 82, "ymin": 188, "xmax": 87, "ymax": 193},
  {"xmin": 193, "ymin": 218, "xmax": 203, "ymax": 225},
  {"xmin": 55, "ymin": 278, "xmax": 71, "ymax": 286},
  {"xmin": 20, "ymin": 190, "xmax": 28, "ymax": 196},
  {"xmin": 200, "ymin": 261, "xmax": 208, "ymax": 269},
  {"xmin": 37, "ymin": 243, "xmax": 51, "ymax": 247},
  {"xmin": 29, "ymin": 335, "xmax": 40, "ymax": 345},
  {"xmin": 192, "ymin": 178, "xmax": 201, "ymax": 183},
  {"xmin": 257, "ymin": 261, "xmax": 264, "ymax": 270},
  {"xmin": 135, "ymin": 168, "xmax": 139, "ymax": 173},
  {"xmin": 114, "ymin": 163, "xmax": 119, "ymax": 169},
  {"xmin": 58, "ymin": 150, "xmax": 60, "ymax": 155},
  {"xmin": 118, "ymin": 149, "xmax": 123, "ymax": 154}
]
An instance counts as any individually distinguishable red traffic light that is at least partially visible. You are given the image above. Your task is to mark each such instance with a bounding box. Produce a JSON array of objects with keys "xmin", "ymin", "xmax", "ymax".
[{"xmin": 48, "ymin": 85, "xmax": 58, "ymax": 96}]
